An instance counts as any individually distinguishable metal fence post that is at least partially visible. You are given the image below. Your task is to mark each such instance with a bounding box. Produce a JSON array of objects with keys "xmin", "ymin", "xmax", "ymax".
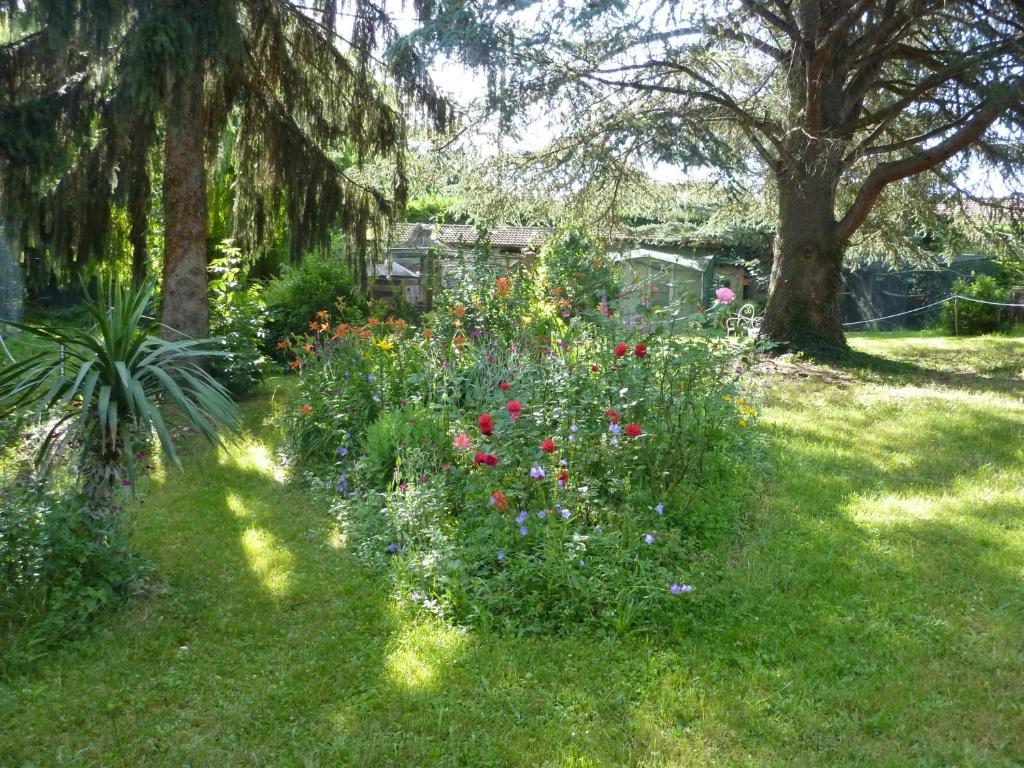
[{"xmin": 953, "ymin": 295, "xmax": 959, "ymax": 337}]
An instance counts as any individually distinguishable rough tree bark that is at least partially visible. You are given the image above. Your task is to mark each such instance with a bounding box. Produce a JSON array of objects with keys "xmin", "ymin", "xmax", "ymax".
[
  {"xmin": 161, "ymin": 68, "xmax": 209, "ymax": 340},
  {"xmin": 762, "ymin": 163, "xmax": 846, "ymax": 350}
]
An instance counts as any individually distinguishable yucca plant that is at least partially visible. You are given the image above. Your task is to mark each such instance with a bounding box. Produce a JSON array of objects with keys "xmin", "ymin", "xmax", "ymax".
[{"xmin": 0, "ymin": 281, "xmax": 240, "ymax": 516}]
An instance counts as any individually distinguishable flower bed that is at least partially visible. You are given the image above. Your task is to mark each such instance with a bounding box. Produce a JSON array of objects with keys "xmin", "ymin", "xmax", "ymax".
[{"xmin": 281, "ymin": 276, "xmax": 761, "ymax": 633}]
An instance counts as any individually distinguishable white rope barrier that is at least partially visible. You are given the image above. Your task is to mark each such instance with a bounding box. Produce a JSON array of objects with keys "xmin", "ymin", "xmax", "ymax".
[{"xmin": 843, "ymin": 294, "xmax": 1024, "ymax": 327}]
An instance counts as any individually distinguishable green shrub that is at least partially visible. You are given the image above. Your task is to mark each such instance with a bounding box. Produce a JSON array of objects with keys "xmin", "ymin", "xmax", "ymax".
[
  {"xmin": 361, "ymin": 405, "xmax": 450, "ymax": 490},
  {"xmin": 264, "ymin": 254, "xmax": 366, "ymax": 347},
  {"xmin": 539, "ymin": 229, "xmax": 619, "ymax": 314},
  {"xmin": 943, "ymin": 275, "xmax": 1007, "ymax": 335},
  {"xmin": 0, "ymin": 482, "xmax": 143, "ymax": 671},
  {"xmin": 209, "ymin": 250, "xmax": 270, "ymax": 395}
]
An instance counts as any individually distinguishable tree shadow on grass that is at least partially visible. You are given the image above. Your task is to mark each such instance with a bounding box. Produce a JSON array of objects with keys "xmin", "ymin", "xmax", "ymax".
[{"xmin": 820, "ymin": 344, "xmax": 1023, "ymax": 396}]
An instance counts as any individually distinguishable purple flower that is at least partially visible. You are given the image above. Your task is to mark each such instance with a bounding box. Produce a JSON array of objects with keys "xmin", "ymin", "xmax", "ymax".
[
  {"xmin": 644, "ymin": 533, "xmax": 656, "ymax": 545},
  {"xmin": 561, "ymin": 508, "xmax": 571, "ymax": 520},
  {"xmin": 411, "ymin": 591, "xmax": 422, "ymax": 602},
  {"xmin": 610, "ymin": 436, "xmax": 619, "ymax": 446},
  {"xmin": 335, "ymin": 474, "xmax": 350, "ymax": 494},
  {"xmin": 336, "ymin": 446, "xmax": 349, "ymax": 457},
  {"xmin": 367, "ymin": 373, "xmax": 376, "ymax": 383},
  {"xmin": 530, "ymin": 466, "xmax": 546, "ymax": 480},
  {"xmin": 538, "ymin": 509, "xmax": 547, "ymax": 519},
  {"xmin": 519, "ymin": 525, "xmax": 529, "ymax": 536},
  {"xmin": 608, "ymin": 422, "xmax": 622, "ymax": 435},
  {"xmin": 570, "ymin": 423, "xmax": 578, "ymax": 433},
  {"xmin": 670, "ymin": 583, "xmax": 694, "ymax": 595},
  {"xmin": 497, "ymin": 550, "xmax": 505, "ymax": 562},
  {"xmin": 386, "ymin": 542, "xmax": 400, "ymax": 554},
  {"xmin": 515, "ymin": 510, "xmax": 529, "ymax": 524},
  {"xmin": 655, "ymin": 503, "xmax": 664, "ymax": 515},
  {"xmin": 560, "ymin": 458, "xmax": 568, "ymax": 467}
]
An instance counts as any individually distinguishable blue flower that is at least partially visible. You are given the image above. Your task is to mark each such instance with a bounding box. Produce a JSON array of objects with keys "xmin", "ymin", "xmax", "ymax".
[
  {"xmin": 570, "ymin": 423, "xmax": 578, "ymax": 433},
  {"xmin": 655, "ymin": 502, "xmax": 664, "ymax": 515},
  {"xmin": 538, "ymin": 509, "xmax": 547, "ymax": 519},
  {"xmin": 519, "ymin": 525, "xmax": 529, "ymax": 536},
  {"xmin": 335, "ymin": 474, "xmax": 349, "ymax": 494},
  {"xmin": 644, "ymin": 533, "xmax": 656, "ymax": 545},
  {"xmin": 579, "ymin": 559, "xmax": 585, "ymax": 567},
  {"xmin": 515, "ymin": 510, "xmax": 529, "ymax": 525},
  {"xmin": 367, "ymin": 373, "xmax": 376, "ymax": 383},
  {"xmin": 530, "ymin": 466, "xmax": 546, "ymax": 480},
  {"xmin": 497, "ymin": 550, "xmax": 505, "ymax": 562},
  {"xmin": 561, "ymin": 508, "xmax": 571, "ymax": 520},
  {"xmin": 608, "ymin": 422, "xmax": 622, "ymax": 435},
  {"xmin": 386, "ymin": 542, "xmax": 400, "ymax": 554},
  {"xmin": 336, "ymin": 446, "xmax": 349, "ymax": 457},
  {"xmin": 610, "ymin": 436, "xmax": 619, "ymax": 446},
  {"xmin": 670, "ymin": 583, "xmax": 694, "ymax": 595}
]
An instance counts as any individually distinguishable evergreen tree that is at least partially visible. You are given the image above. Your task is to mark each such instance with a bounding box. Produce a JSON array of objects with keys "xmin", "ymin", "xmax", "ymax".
[
  {"xmin": 0, "ymin": 0, "xmax": 450, "ymax": 337},
  {"xmin": 420, "ymin": 0, "xmax": 1024, "ymax": 350}
]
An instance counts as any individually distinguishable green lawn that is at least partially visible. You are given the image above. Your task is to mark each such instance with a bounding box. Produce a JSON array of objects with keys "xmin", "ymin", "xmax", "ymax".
[{"xmin": 2, "ymin": 334, "xmax": 1022, "ymax": 767}]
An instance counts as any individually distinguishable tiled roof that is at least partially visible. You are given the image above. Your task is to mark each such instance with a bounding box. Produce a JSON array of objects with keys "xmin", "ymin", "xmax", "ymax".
[{"xmin": 390, "ymin": 223, "xmax": 552, "ymax": 249}]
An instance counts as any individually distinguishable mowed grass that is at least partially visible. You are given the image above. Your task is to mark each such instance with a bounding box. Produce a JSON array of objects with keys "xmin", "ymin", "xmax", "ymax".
[{"xmin": 1, "ymin": 334, "xmax": 1022, "ymax": 767}]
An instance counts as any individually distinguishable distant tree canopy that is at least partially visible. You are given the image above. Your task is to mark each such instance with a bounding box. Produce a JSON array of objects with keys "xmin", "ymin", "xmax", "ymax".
[
  {"xmin": 0, "ymin": 0, "xmax": 451, "ymax": 336},
  {"xmin": 417, "ymin": 0, "xmax": 1024, "ymax": 349}
]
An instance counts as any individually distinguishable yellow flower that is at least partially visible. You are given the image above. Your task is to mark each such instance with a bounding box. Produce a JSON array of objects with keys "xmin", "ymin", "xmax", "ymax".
[
  {"xmin": 375, "ymin": 339, "xmax": 395, "ymax": 351},
  {"xmin": 738, "ymin": 419, "xmax": 748, "ymax": 427}
]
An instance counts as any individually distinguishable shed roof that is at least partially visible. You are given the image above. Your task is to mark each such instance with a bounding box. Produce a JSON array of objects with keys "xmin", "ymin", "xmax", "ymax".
[
  {"xmin": 617, "ymin": 248, "xmax": 710, "ymax": 272},
  {"xmin": 368, "ymin": 260, "xmax": 419, "ymax": 279},
  {"xmin": 390, "ymin": 223, "xmax": 552, "ymax": 250}
]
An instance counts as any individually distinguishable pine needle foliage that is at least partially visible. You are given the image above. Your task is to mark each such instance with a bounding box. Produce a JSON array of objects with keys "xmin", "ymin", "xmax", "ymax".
[{"xmin": 0, "ymin": 0, "xmax": 452, "ymax": 288}]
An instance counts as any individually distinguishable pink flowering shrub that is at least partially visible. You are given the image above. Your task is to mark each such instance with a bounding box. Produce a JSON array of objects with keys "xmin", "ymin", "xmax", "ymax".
[{"xmin": 283, "ymin": 263, "xmax": 761, "ymax": 633}]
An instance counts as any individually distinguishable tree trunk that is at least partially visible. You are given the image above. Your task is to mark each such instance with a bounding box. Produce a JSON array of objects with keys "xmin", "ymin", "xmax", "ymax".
[
  {"xmin": 161, "ymin": 68, "xmax": 209, "ymax": 339},
  {"xmin": 761, "ymin": 168, "xmax": 847, "ymax": 351}
]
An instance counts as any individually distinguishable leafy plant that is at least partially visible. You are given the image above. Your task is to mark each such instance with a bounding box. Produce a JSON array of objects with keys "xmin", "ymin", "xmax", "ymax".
[
  {"xmin": 943, "ymin": 275, "xmax": 1007, "ymax": 335},
  {"xmin": 0, "ymin": 280, "xmax": 240, "ymax": 515},
  {"xmin": 264, "ymin": 254, "xmax": 366, "ymax": 348},
  {"xmin": 209, "ymin": 247, "xmax": 269, "ymax": 395}
]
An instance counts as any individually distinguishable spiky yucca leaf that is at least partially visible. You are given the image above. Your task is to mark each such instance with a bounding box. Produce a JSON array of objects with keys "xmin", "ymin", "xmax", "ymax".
[{"xmin": 0, "ymin": 281, "xmax": 240, "ymax": 485}]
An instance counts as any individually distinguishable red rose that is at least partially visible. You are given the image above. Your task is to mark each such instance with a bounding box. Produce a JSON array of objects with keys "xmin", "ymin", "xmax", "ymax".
[
  {"xmin": 624, "ymin": 423, "xmax": 642, "ymax": 437},
  {"xmin": 605, "ymin": 409, "xmax": 621, "ymax": 424},
  {"xmin": 614, "ymin": 342, "xmax": 629, "ymax": 357},
  {"xmin": 558, "ymin": 470, "xmax": 569, "ymax": 484},
  {"xmin": 634, "ymin": 343, "xmax": 648, "ymax": 358},
  {"xmin": 499, "ymin": 380, "xmax": 510, "ymax": 391},
  {"xmin": 590, "ymin": 365, "xmax": 599, "ymax": 372},
  {"xmin": 540, "ymin": 437, "xmax": 556, "ymax": 453},
  {"xmin": 473, "ymin": 452, "xmax": 487, "ymax": 464},
  {"xmin": 478, "ymin": 413, "xmax": 494, "ymax": 436},
  {"xmin": 506, "ymin": 400, "xmax": 522, "ymax": 420},
  {"xmin": 474, "ymin": 452, "xmax": 499, "ymax": 466}
]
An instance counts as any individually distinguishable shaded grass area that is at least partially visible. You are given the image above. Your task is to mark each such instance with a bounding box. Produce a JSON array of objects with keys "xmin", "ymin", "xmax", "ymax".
[{"xmin": 1, "ymin": 336, "xmax": 1022, "ymax": 766}]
